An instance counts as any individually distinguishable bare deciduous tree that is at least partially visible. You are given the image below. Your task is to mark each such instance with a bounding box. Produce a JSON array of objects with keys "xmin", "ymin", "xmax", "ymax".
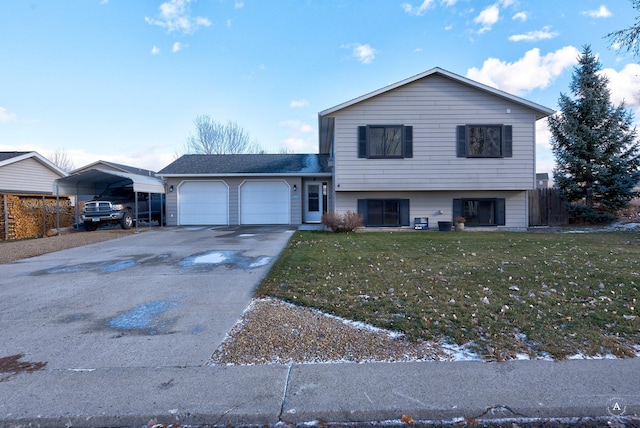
[
  {"xmin": 48, "ymin": 148, "xmax": 75, "ymax": 172},
  {"xmin": 606, "ymin": 0, "xmax": 640, "ymax": 57},
  {"xmin": 183, "ymin": 116, "xmax": 262, "ymax": 155}
]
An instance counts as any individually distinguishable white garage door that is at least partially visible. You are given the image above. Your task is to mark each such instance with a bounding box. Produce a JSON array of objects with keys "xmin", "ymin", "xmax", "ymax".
[
  {"xmin": 240, "ymin": 181, "xmax": 290, "ymax": 224},
  {"xmin": 179, "ymin": 181, "xmax": 228, "ymax": 225}
]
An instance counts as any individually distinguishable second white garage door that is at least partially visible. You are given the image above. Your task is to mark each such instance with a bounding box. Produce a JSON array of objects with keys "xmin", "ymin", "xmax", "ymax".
[
  {"xmin": 240, "ymin": 181, "xmax": 290, "ymax": 224},
  {"xmin": 179, "ymin": 181, "xmax": 228, "ymax": 225}
]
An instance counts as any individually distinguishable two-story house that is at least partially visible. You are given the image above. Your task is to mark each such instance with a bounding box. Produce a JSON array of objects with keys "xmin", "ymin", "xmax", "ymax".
[{"xmin": 158, "ymin": 67, "xmax": 554, "ymax": 229}]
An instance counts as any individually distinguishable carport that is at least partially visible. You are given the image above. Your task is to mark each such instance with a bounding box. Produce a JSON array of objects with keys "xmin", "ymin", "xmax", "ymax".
[{"xmin": 54, "ymin": 168, "xmax": 166, "ymax": 232}]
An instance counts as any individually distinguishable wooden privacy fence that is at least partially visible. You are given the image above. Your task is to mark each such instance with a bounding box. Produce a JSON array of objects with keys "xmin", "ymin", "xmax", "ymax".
[
  {"xmin": 528, "ymin": 188, "xmax": 569, "ymax": 226},
  {"xmin": 1, "ymin": 193, "xmax": 75, "ymax": 241}
]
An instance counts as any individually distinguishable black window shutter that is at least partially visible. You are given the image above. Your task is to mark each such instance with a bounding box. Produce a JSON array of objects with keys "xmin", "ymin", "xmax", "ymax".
[
  {"xmin": 503, "ymin": 125, "xmax": 512, "ymax": 157},
  {"xmin": 452, "ymin": 199, "xmax": 463, "ymax": 219},
  {"xmin": 358, "ymin": 126, "xmax": 367, "ymax": 158},
  {"xmin": 357, "ymin": 199, "xmax": 368, "ymax": 225},
  {"xmin": 404, "ymin": 126, "xmax": 413, "ymax": 158},
  {"xmin": 496, "ymin": 198, "xmax": 506, "ymax": 225},
  {"xmin": 456, "ymin": 126, "xmax": 466, "ymax": 157},
  {"xmin": 399, "ymin": 199, "xmax": 410, "ymax": 226}
]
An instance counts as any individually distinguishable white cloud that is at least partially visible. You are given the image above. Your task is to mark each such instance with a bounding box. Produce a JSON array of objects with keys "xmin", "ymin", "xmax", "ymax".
[
  {"xmin": 600, "ymin": 64, "xmax": 640, "ymax": 110},
  {"xmin": 343, "ymin": 43, "xmax": 377, "ymax": 64},
  {"xmin": 234, "ymin": 1, "xmax": 244, "ymax": 8},
  {"xmin": 145, "ymin": 0, "xmax": 211, "ymax": 34},
  {"xmin": 279, "ymin": 120, "xmax": 316, "ymax": 153},
  {"xmin": 172, "ymin": 42, "xmax": 186, "ymax": 52},
  {"xmin": 151, "ymin": 46, "xmax": 161, "ymax": 55},
  {"xmin": 290, "ymin": 99, "xmax": 309, "ymax": 108},
  {"xmin": 0, "ymin": 107, "xmax": 17, "ymax": 123},
  {"xmin": 441, "ymin": 0, "xmax": 457, "ymax": 6},
  {"xmin": 512, "ymin": 11, "xmax": 528, "ymax": 22},
  {"xmin": 401, "ymin": 0, "xmax": 435, "ymax": 16},
  {"xmin": 280, "ymin": 120, "xmax": 313, "ymax": 134},
  {"xmin": 466, "ymin": 46, "xmax": 580, "ymax": 96},
  {"xmin": 474, "ymin": 4, "xmax": 500, "ymax": 33},
  {"xmin": 581, "ymin": 5, "xmax": 612, "ymax": 18},
  {"xmin": 509, "ymin": 26, "xmax": 558, "ymax": 42}
]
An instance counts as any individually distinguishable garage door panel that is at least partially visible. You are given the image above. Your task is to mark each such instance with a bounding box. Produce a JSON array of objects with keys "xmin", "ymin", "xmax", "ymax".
[
  {"xmin": 240, "ymin": 181, "xmax": 289, "ymax": 225},
  {"xmin": 179, "ymin": 181, "xmax": 228, "ymax": 225}
]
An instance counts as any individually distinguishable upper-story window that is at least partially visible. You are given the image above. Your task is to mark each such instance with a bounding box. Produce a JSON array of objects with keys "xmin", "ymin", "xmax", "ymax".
[
  {"xmin": 358, "ymin": 125, "xmax": 413, "ymax": 159},
  {"xmin": 457, "ymin": 125, "xmax": 512, "ymax": 158}
]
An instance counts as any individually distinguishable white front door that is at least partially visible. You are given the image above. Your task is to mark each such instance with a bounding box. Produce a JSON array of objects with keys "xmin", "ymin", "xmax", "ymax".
[{"xmin": 304, "ymin": 182, "xmax": 323, "ymax": 223}]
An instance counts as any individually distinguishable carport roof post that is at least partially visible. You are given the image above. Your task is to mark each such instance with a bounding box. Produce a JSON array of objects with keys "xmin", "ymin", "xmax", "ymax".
[{"xmin": 54, "ymin": 169, "xmax": 166, "ymax": 195}]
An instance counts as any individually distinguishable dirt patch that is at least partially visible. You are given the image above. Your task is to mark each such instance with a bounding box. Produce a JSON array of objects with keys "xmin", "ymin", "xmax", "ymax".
[{"xmin": 0, "ymin": 227, "xmax": 141, "ymax": 264}]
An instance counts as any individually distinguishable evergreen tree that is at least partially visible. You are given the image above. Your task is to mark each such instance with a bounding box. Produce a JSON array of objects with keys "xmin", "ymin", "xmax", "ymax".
[{"xmin": 548, "ymin": 45, "xmax": 640, "ymax": 222}]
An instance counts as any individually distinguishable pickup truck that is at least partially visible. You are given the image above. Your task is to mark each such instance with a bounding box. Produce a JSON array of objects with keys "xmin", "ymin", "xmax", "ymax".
[{"xmin": 81, "ymin": 186, "xmax": 164, "ymax": 231}]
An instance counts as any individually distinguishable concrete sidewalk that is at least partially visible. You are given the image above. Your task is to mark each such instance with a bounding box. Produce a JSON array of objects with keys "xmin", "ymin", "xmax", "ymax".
[{"xmin": 0, "ymin": 358, "xmax": 638, "ymax": 426}]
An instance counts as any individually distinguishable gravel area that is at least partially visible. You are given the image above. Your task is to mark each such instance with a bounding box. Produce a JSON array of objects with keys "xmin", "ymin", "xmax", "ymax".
[
  {"xmin": 210, "ymin": 297, "xmax": 452, "ymax": 365},
  {"xmin": 0, "ymin": 227, "xmax": 138, "ymax": 264}
]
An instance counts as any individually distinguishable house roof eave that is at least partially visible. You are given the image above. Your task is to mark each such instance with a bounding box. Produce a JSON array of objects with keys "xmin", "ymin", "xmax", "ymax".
[
  {"xmin": 157, "ymin": 172, "xmax": 333, "ymax": 179},
  {"xmin": 318, "ymin": 67, "xmax": 555, "ymax": 119}
]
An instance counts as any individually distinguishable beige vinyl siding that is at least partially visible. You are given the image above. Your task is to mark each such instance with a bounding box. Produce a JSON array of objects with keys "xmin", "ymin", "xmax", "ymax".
[
  {"xmin": 336, "ymin": 190, "xmax": 528, "ymax": 229},
  {"xmin": 332, "ymin": 75, "xmax": 537, "ymax": 192},
  {"xmin": 0, "ymin": 158, "xmax": 63, "ymax": 194}
]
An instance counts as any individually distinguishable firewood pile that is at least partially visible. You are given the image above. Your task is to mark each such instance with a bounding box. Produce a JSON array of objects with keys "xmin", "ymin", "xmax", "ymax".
[{"xmin": 0, "ymin": 194, "xmax": 75, "ymax": 241}]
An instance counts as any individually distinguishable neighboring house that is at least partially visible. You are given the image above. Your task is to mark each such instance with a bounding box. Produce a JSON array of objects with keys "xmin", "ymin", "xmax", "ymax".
[
  {"xmin": 536, "ymin": 173, "xmax": 550, "ymax": 188},
  {"xmin": 159, "ymin": 67, "xmax": 554, "ymax": 229},
  {"xmin": 0, "ymin": 151, "xmax": 68, "ymax": 194},
  {"xmin": 158, "ymin": 154, "xmax": 331, "ymax": 226},
  {"xmin": 72, "ymin": 160, "xmax": 157, "ymax": 177}
]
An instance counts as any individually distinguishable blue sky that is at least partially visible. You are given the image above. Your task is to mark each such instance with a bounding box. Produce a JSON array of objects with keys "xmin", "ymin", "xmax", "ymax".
[{"xmin": 1, "ymin": 0, "xmax": 639, "ymax": 177}]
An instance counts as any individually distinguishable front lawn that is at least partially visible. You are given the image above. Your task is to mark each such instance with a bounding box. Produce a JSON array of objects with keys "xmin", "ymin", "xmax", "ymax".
[{"xmin": 257, "ymin": 230, "xmax": 640, "ymax": 361}]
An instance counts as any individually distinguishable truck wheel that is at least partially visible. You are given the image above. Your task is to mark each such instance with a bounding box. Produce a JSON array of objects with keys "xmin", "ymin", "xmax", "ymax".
[
  {"xmin": 120, "ymin": 210, "xmax": 133, "ymax": 230},
  {"xmin": 84, "ymin": 222, "xmax": 98, "ymax": 231}
]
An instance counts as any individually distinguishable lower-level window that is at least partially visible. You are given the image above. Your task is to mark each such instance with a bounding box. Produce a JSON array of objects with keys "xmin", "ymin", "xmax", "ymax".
[
  {"xmin": 357, "ymin": 199, "xmax": 410, "ymax": 227},
  {"xmin": 453, "ymin": 198, "xmax": 505, "ymax": 226}
]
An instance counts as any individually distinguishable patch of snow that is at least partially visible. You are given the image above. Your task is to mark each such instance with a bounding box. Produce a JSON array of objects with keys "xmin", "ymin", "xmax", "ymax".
[
  {"xmin": 249, "ymin": 256, "xmax": 272, "ymax": 268},
  {"xmin": 238, "ymin": 233, "xmax": 256, "ymax": 237},
  {"xmin": 567, "ymin": 353, "xmax": 618, "ymax": 360},
  {"xmin": 437, "ymin": 340, "xmax": 483, "ymax": 361},
  {"xmin": 192, "ymin": 251, "xmax": 228, "ymax": 264}
]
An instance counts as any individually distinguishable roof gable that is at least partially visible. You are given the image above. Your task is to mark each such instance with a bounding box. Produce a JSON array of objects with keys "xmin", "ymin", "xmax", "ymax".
[
  {"xmin": 0, "ymin": 151, "xmax": 68, "ymax": 177},
  {"xmin": 158, "ymin": 154, "xmax": 331, "ymax": 176},
  {"xmin": 72, "ymin": 160, "xmax": 157, "ymax": 176},
  {"xmin": 319, "ymin": 67, "xmax": 555, "ymax": 120}
]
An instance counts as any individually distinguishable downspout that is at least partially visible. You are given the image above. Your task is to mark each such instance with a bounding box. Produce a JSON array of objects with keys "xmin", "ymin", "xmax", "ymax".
[
  {"xmin": 134, "ymin": 191, "xmax": 139, "ymax": 233},
  {"xmin": 42, "ymin": 195, "xmax": 46, "ymax": 237},
  {"xmin": 3, "ymin": 194, "xmax": 8, "ymax": 240}
]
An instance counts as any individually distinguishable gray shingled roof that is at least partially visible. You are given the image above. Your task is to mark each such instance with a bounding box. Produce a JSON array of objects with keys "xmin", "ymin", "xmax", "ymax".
[
  {"xmin": 158, "ymin": 154, "xmax": 331, "ymax": 175},
  {"xmin": 0, "ymin": 152, "xmax": 30, "ymax": 162}
]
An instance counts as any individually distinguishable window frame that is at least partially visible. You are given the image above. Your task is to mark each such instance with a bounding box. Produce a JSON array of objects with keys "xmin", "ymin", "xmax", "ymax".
[
  {"xmin": 457, "ymin": 124, "xmax": 512, "ymax": 158},
  {"xmin": 358, "ymin": 125, "xmax": 413, "ymax": 159},
  {"xmin": 453, "ymin": 198, "xmax": 506, "ymax": 227},
  {"xmin": 357, "ymin": 198, "xmax": 410, "ymax": 227}
]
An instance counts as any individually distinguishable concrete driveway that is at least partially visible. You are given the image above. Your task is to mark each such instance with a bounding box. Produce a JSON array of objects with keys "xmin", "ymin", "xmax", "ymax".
[{"xmin": 0, "ymin": 226, "xmax": 295, "ymax": 371}]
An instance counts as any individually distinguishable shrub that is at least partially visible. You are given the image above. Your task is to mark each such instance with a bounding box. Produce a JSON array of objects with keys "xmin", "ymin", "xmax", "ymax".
[{"xmin": 321, "ymin": 210, "xmax": 363, "ymax": 232}]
